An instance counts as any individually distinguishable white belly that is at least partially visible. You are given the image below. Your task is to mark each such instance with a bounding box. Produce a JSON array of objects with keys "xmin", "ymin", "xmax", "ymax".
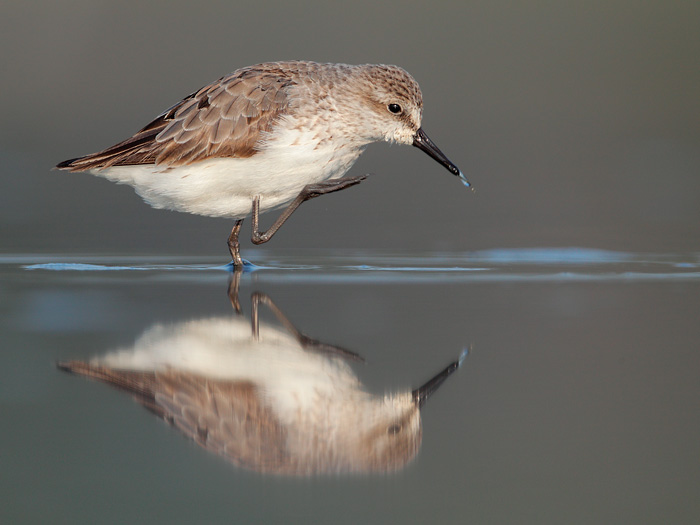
[{"xmin": 91, "ymin": 141, "xmax": 365, "ymax": 219}]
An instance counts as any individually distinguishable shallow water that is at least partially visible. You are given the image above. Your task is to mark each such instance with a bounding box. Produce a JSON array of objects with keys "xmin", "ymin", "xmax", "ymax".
[{"xmin": 2, "ymin": 249, "xmax": 699, "ymax": 524}]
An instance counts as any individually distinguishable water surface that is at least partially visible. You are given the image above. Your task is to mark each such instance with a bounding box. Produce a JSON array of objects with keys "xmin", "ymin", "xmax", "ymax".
[{"xmin": 2, "ymin": 250, "xmax": 699, "ymax": 524}]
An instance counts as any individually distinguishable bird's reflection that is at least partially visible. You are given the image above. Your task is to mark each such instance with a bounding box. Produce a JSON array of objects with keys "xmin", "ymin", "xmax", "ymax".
[{"xmin": 59, "ymin": 288, "xmax": 464, "ymax": 476}]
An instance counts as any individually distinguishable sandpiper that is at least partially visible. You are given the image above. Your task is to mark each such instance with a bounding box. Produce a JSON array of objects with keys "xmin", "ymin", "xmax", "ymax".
[
  {"xmin": 58, "ymin": 292, "xmax": 465, "ymax": 475},
  {"xmin": 57, "ymin": 61, "xmax": 469, "ymax": 266}
]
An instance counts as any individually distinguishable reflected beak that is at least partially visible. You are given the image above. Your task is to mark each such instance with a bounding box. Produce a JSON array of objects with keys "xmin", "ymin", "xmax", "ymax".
[
  {"xmin": 412, "ymin": 351, "xmax": 466, "ymax": 409},
  {"xmin": 412, "ymin": 128, "xmax": 471, "ymax": 188}
]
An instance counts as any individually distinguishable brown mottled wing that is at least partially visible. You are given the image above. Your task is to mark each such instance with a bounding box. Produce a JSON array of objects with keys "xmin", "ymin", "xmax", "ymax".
[
  {"xmin": 154, "ymin": 372, "xmax": 292, "ymax": 473},
  {"xmin": 58, "ymin": 362, "xmax": 293, "ymax": 473},
  {"xmin": 56, "ymin": 66, "xmax": 295, "ymax": 171}
]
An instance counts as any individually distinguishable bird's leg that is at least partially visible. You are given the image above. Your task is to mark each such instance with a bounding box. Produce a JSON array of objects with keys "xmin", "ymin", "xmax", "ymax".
[
  {"xmin": 227, "ymin": 219, "xmax": 244, "ymax": 268},
  {"xmin": 250, "ymin": 174, "xmax": 368, "ymax": 245},
  {"xmin": 226, "ymin": 269, "xmax": 243, "ymax": 315},
  {"xmin": 252, "ymin": 291, "xmax": 298, "ymax": 341},
  {"xmin": 252, "ymin": 291, "xmax": 365, "ymax": 362},
  {"xmin": 251, "ymin": 291, "xmax": 262, "ymax": 341}
]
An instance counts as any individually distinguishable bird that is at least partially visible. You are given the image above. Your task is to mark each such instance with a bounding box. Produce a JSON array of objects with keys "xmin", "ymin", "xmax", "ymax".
[
  {"xmin": 56, "ymin": 61, "xmax": 470, "ymax": 267},
  {"xmin": 57, "ymin": 292, "xmax": 465, "ymax": 475}
]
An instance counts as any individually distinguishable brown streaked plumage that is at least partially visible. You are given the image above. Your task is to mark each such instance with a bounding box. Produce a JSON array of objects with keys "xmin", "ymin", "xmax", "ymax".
[
  {"xmin": 59, "ymin": 362, "xmax": 293, "ymax": 472},
  {"xmin": 57, "ymin": 61, "xmax": 470, "ymax": 266},
  {"xmin": 57, "ymin": 63, "xmax": 298, "ymax": 170}
]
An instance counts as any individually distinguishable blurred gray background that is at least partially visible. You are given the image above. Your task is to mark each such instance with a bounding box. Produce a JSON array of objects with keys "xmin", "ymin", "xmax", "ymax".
[{"xmin": 1, "ymin": 1, "xmax": 698, "ymax": 257}]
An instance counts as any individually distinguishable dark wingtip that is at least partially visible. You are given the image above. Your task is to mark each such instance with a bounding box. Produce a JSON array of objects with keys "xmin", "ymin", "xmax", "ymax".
[
  {"xmin": 56, "ymin": 360, "xmax": 94, "ymax": 376},
  {"xmin": 56, "ymin": 360, "xmax": 76, "ymax": 373},
  {"xmin": 55, "ymin": 158, "xmax": 80, "ymax": 170}
]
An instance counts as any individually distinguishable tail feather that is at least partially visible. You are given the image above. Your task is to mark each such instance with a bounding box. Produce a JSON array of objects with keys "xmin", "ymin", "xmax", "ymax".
[
  {"xmin": 54, "ymin": 126, "xmax": 163, "ymax": 171},
  {"xmin": 55, "ymin": 157, "xmax": 84, "ymax": 170},
  {"xmin": 57, "ymin": 361, "xmax": 161, "ymax": 415}
]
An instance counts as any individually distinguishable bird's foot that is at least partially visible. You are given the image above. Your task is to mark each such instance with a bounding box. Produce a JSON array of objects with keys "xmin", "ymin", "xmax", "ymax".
[{"xmin": 302, "ymin": 174, "xmax": 368, "ymax": 200}]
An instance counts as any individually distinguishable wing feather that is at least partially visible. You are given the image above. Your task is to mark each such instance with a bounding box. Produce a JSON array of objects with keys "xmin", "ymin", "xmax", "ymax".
[
  {"xmin": 58, "ymin": 361, "xmax": 293, "ymax": 472},
  {"xmin": 56, "ymin": 64, "xmax": 297, "ymax": 171}
]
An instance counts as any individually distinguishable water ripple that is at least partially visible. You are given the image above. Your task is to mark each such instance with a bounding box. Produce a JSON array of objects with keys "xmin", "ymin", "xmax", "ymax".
[{"xmin": 9, "ymin": 248, "xmax": 700, "ymax": 283}]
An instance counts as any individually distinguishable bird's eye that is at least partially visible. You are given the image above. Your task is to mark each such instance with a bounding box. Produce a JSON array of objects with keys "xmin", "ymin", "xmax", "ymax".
[
  {"xmin": 387, "ymin": 103, "xmax": 402, "ymax": 114},
  {"xmin": 387, "ymin": 424, "xmax": 402, "ymax": 435}
]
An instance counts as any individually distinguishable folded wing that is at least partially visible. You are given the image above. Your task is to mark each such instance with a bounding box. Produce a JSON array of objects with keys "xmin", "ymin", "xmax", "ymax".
[{"xmin": 56, "ymin": 65, "xmax": 295, "ymax": 171}]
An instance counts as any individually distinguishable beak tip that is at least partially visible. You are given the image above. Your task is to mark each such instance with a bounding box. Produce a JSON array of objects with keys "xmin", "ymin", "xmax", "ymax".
[
  {"xmin": 412, "ymin": 352, "xmax": 466, "ymax": 409},
  {"xmin": 413, "ymin": 128, "xmax": 471, "ymax": 187},
  {"xmin": 458, "ymin": 172, "xmax": 471, "ymax": 188},
  {"xmin": 458, "ymin": 348, "xmax": 469, "ymax": 366},
  {"xmin": 456, "ymin": 170, "xmax": 472, "ymax": 189}
]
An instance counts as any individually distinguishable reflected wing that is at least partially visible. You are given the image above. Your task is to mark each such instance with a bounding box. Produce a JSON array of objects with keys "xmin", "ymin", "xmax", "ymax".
[
  {"xmin": 58, "ymin": 362, "xmax": 293, "ymax": 472},
  {"xmin": 56, "ymin": 65, "xmax": 295, "ymax": 170},
  {"xmin": 154, "ymin": 371, "xmax": 292, "ymax": 472}
]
